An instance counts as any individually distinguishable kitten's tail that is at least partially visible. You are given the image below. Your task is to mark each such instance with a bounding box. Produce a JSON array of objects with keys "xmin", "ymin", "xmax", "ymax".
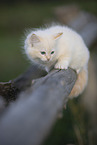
[{"xmin": 69, "ymin": 67, "xmax": 88, "ymax": 98}]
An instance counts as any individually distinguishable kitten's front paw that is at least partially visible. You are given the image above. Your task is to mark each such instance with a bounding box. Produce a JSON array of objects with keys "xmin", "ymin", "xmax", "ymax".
[{"xmin": 55, "ymin": 61, "xmax": 69, "ymax": 70}]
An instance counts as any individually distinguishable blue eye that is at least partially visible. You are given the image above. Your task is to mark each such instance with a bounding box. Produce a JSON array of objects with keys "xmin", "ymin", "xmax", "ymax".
[
  {"xmin": 41, "ymin": 51, "xmax": 46, "ymax": 55},
  {"xmin": 51, "ymin": 51, "xmax": 54, "ymax": 54}
]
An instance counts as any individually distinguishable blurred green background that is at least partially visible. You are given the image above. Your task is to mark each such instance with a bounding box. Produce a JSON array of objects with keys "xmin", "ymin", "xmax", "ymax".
[{"xmin": 0, "ymin": 0, "xmax": 97, "ymax": 145}]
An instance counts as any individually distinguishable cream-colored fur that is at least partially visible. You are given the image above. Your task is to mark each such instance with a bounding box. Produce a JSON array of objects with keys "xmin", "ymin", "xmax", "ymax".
[{"xmin": 24, "ymin": 25, "xmax": 90, "ymax": 98}]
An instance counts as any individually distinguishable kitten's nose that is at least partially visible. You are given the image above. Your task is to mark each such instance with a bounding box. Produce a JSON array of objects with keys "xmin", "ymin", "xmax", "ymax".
[
  {"xmin": 47, "ymin": 57, "xmax": 50, "ymax": 61},
  {"xmin": 47, "ymin": 58, "xmax": 50, "ymax": 61}
]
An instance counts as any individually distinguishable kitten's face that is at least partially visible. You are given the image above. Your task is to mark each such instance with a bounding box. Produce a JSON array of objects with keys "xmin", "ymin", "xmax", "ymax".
[
  {"xmin": 26, "ymin": 32, "xmax": 63, "ymax": 64},
  {"xmin": 33, "ymin": 40, "xmax": 56, "ymax": 63}
]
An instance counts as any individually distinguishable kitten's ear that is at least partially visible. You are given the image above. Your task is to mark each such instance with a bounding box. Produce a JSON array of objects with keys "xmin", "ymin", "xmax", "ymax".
[
  {"xmin": 29, "ymin": 33, "xmax": 40, "ymax": 44},
  {"xmin": 53, "ymin": 32, "xmax": 63, "ymax": 40}
]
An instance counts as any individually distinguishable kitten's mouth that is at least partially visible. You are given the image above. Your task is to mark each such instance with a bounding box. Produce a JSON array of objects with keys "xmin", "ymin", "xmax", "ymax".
[
  {"xmin": 42, "ymin": 60, "xmax": 51, "ymax": 64},
  {"xmin": 35, "ymin": 58, "xmax": 53, "ymax": 64}
]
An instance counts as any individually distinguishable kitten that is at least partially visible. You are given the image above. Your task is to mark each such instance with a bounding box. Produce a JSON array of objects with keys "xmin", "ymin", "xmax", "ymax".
[{"xmin": 24, "ymin": 25, "xmax": 90, "ymax": 98}]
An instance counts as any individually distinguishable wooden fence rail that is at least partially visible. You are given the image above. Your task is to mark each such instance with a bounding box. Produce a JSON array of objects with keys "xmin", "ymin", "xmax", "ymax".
[{"xmin": 0, "ymin": 69, "xmax": 76, "ymax": 145}]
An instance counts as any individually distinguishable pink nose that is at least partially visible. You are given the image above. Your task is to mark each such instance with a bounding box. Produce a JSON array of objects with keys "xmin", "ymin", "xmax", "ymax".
[
  {"xmin": 47, "ymin": 58, "xmax": 50, "ymax": 61},
  {"xmin": 46, "ymin": 57, "xmax": 50, "ymax": 61}
]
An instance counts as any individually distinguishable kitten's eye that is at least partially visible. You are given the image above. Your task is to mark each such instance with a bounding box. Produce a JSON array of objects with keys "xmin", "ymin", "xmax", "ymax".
[
  {"xmin": 41, "ymin": 51, "xmax": 46, "ymax": 55},
  {"xmin": 51, "ymin": 51, "xmax": 54, "ymax": 54}
]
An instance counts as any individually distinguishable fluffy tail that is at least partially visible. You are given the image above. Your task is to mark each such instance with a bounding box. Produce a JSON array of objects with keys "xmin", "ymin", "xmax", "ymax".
[{"xmin": 69, "ymin": 67, "xmax": 88, "ymax": 98}]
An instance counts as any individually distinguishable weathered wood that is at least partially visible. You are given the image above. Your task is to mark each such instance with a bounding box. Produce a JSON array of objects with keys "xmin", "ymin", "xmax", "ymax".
[
  {"xmin": 80, "ymin": 22, "xmax": 97, "ymax": 47},
  {"xmin": 14, "ymin": 64, "xmax": 47, "ymax": 91},
  {"xmin": 0, "ymin": 81, "xmax": 17, "ymax": 103},
  {"xmin": 0, "ymin": 69, "xmax": 76, "ymax": 145},
  {"xmin": 0, "ymin": 64, "xmax": 47, "ymax": 103}
]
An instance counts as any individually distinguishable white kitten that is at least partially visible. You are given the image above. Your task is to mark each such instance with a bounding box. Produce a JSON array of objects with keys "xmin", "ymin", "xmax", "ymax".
[{"xmin": 24, "ymin": 25, "xmax": 90, "ymax": 98}]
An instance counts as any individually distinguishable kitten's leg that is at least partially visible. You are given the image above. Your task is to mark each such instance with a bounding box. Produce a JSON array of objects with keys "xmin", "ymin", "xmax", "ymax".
[
  {"xmin": 55, "ymin": 57, "xmax": 71, "ymax": 70},
  {"xmin": 45, "ymin": 67, "xmax": 49, "ymax": 72}
]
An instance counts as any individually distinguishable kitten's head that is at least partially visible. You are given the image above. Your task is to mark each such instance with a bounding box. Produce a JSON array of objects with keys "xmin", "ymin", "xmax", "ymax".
[{"xmin": 25, "ymin": 32, "xmax": 63, "ymax": 64}]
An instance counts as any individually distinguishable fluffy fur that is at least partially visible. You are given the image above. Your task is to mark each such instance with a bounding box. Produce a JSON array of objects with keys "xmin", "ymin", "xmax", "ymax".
[{"xmin": 24, "ymin": 25, "xmax": 90, "ymax": 98}]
